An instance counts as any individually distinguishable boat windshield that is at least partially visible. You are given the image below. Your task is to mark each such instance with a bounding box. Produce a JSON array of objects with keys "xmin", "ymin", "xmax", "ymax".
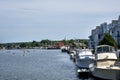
[
  {"xmin": 96, "ymin": 45, "xmax": 115, "ymax": 53},
  {"xmin": 79, "ymin": 49, "xmax": 93, "ymax": 55}
]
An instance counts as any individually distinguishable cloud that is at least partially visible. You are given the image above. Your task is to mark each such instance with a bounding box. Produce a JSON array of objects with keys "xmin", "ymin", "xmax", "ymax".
[
  {"xmin": 0, "ymin": 0, "xmax": 120, "ymax": 42},
  {"xmin": 1, "ymin": 0, "xmax": 120, "ymax": 13}
]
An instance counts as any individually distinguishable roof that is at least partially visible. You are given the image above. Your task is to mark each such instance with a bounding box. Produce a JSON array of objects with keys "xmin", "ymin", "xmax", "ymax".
[{"xmin": 96, "ymin": 45, "xmax": 113, "ymax": 48}]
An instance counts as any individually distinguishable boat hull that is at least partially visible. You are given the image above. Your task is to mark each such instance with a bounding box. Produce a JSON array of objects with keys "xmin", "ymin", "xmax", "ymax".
[
  {"xmin": 76, "ymin": 57, "xmax": 94, "ymax": 69},
  {"xmin": 92, "ymin": 67, "xmax": 120, "ymax": 80}
]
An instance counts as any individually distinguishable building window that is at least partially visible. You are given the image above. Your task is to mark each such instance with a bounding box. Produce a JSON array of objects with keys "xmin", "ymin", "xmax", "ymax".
[
  {"xmin": 117, "ymin": 31, "xmax": 120, "ymax": 48},
  {"xmin": 117, "ymin": 31, "xmax": 120, "ymax": 37},
  {"xmin": 112, "ymin": 31, "xmax": 114, "ymax": 34},
  {"xmin": 98, "ymin": 34, "xmax": 101, "ymax": 39}
]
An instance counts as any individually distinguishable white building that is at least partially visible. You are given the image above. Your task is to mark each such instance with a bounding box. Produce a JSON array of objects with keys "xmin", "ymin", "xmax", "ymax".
[
  {"xmin": 109, "ymin": 16, "xmax": 120, "ymax": 47},
  {"xmin": 89, "ymin": 23, "xmax": 108, "ymax": 49},
  {"xmin": 89, "ymin": 16, "xmax": 120, "ymax": 49}
]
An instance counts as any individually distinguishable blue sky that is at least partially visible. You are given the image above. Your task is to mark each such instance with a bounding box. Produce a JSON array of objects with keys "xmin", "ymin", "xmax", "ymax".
[{"xmin": 0, "ymin": 0, "xmax": 120, "ymax": 43}]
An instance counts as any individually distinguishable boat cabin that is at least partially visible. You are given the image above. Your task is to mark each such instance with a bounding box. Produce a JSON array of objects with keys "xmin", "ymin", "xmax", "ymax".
[
  {"xmin": 95, "ymin": 45, "xmax": 117, "ymax": 67},
  {"xmin": 95, "ymin": 45, "xmax": 115, "ymax": 53}
]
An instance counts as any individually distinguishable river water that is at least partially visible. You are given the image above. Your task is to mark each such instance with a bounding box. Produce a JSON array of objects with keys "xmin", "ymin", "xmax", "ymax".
[{"xmin": 0, "ymin": 49, "xmax": 95, "ymax": 80}]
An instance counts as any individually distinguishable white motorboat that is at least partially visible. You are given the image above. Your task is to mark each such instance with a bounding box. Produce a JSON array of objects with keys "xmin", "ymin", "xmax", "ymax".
[
  {"xmin": 61, "ymin": 46, "xmax": 69, "ymax": 53},
  {"xmin": 76, "ymin": 49, "xmax": 94, "ymax": 73},
  {"xmin": 90, "ymin": 45, "xmax": 120, "ymax": 80},
  {"xmin": 70, "ymin": 50, "xmax": 76, "ymax": 59}
]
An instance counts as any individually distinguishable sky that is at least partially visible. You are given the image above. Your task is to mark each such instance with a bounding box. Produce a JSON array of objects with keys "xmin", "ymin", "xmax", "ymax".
[{"xmin": 0, "ymin": 0, "xmax": 120, "ymax": 43}]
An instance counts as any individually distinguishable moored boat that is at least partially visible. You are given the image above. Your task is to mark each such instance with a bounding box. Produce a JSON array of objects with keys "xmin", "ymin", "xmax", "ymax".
[
  {"xmin": 70, "ymin": 50, "xmax": 76, "ymax": 59},
  {"xmin": 90, "ymin": 45, "xmax": 120, "ymax": 80},
  {"xmin": 76, "ymin": 49, "xmax": 94, "ymax": 74},
  {"xmin": 61, "ymin": 46, "xmax": 69, "ymax": 53}
]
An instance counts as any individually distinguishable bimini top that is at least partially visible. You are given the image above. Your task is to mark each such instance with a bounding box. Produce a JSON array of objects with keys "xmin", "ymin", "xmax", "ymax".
[
  {"xmin": 79, "ymin": 49, "xmax": 93, "ymax": 56},
  {"xmin": 95, "ymin": 45, "xmax": 115, "ymax": 54}
]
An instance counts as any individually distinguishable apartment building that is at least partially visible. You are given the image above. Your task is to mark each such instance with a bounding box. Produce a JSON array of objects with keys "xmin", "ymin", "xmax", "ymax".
[{"xmin": 89, "ymin": 16, "xmax": 120, "ymax": 49}]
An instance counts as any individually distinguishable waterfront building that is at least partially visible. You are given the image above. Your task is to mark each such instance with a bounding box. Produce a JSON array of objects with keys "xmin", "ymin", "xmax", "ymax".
[
  {"xmin": 109, "ymin": 17, "xmax": 120, "ymax": 48},
  {"xmin": 89, "ymin": 23, "xmax": 108, "ymax": 49},
  {"xmin": 89, "ymin": 16, "xmax": 120, "ymax": 49}
]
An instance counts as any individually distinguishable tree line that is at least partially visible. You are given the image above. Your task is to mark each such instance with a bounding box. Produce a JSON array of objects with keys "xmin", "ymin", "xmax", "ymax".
[
  {"xmin": 0, "ymin": 33, "xmax": 118, "ymax": 50},
  {"xmin": 0, "ymin": 39, "xmax": 88, "ymax": 49}
]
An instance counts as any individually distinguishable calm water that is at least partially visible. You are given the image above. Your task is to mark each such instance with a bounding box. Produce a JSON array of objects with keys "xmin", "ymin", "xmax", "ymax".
[{"xmin": 0, "ymin": 49, "xmax": 94, "ymax": 80}]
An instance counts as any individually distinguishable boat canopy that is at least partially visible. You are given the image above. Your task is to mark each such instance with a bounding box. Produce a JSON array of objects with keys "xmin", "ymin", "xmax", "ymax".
[
  {"xmin": 95, "ymin": 45, "xmax": 115, "ymax": 53},
  {"xmin": 79, "ymin": 49, "xmax": 93, "ymax": 56}
]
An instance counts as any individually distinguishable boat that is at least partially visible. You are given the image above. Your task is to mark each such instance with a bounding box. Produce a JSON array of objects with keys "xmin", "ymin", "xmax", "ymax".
[
  {"xmin": 47, "ymin": 46, "xmax": 60, "ymax": 49},
  {"xmin": 90, "ymin": 45, "xmax": 120, "ymax": 80},
  {"xmin": 61, "ymin": 46, "xmax": 69, "ymax": 53},
  {"xmin": 76, "ymin": 49, "xmax": 94, "ymax": 73},
  {"xmin": 69, "ymin": 50, "xmax": 77, "ymax": 60}
]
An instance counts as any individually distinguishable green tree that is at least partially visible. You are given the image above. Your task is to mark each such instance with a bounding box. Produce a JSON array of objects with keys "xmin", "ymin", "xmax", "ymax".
[
  {"xmin": 99, "ymin": 33, "xmax": 118, "ymax": 50},
  {"xmin": 31, "ymin": 40, "xmax": 39, "ymax": 47},
  {"xmin": 40, "ymin": 39, "xmax": 51, "ymax": 47},
  {"xmin": 0, "ymin": 43, "xmax": 2, "ymax": 49},
  {"xmin": 20, "ymin": 43, "xmax": 27, "ymax": 48},
  {"xmin": 68, "ymin": 39, "xmax": 74, "ymax": 44}
]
